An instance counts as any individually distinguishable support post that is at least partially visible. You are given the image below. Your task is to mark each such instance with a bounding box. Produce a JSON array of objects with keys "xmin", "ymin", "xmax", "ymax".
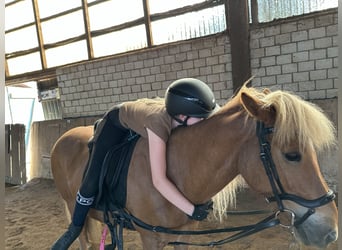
[
  {"xmin": 142, "ymin": 0, "xmax": 153, "ymax": 47},
  {"xmin": 226, "ymin": 0, "xmax": 251, "ymax": 91}
]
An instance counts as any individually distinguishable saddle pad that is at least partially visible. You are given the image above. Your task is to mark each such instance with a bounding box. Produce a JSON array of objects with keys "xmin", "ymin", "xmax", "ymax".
[{"xmin": 93, "ymin": 133, "xmax": 140, "ymax": 211}]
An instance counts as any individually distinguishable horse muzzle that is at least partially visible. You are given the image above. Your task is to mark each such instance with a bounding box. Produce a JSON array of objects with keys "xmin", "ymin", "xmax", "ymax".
[
  {"xmin": 274, "ymin": 197, "xmax": 338, "ymax": 249},
  {"xmin": 294, "ymin": 217, "xmax": 338, "ymax": 248}
]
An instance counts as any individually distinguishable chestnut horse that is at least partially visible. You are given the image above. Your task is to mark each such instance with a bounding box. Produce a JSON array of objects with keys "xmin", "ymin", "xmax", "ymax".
[{"xmin": 51, "ymin": 83, "xmax": 337, "ymax": 249}]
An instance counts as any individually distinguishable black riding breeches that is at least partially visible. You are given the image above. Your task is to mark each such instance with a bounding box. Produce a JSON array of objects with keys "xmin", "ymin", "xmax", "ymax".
[{"xmin": 79, "ymin": 104, "xmax": 128, "ymax": 198}]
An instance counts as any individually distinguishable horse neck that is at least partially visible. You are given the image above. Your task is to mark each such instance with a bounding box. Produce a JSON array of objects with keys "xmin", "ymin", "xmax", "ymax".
[{"xmin": 166, "ymin": 100, "xmax": 253, "ymax": 203}]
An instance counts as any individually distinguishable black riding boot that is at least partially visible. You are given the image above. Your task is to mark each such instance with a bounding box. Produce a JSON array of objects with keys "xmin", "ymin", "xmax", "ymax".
[
  {"xmin": 50, "ymin": 223, "xmax": 82, "ymax": 250},
  {"xmin": 105, "ymin": 243, "xmax": 116, "ymax": 250}
]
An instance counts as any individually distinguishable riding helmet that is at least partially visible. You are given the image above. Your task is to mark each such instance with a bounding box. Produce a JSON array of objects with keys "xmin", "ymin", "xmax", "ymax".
[{"xmin": 165, "ymin": 78, "xmax": 218, "ymax": 118}]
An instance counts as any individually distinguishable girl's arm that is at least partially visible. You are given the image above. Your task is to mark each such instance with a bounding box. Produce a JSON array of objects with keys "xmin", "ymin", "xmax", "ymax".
[{"xmin": 146, "ymin": 128, "xmax": 195, "ymax": 216}]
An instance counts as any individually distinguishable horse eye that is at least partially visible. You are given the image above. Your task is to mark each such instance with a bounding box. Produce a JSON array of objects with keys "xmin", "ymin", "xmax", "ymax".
[{"xmin": 284, "ymin": 152, "xmax": 301, "ymax": 162}]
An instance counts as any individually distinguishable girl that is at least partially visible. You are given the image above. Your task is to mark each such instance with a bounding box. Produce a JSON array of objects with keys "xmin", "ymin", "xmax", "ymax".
[{"xmin": 51, "ymin": 78, "xmax": 219, "ymax": 249}]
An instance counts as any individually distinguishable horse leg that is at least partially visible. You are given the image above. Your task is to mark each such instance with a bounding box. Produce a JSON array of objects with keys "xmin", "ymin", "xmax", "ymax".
[
  {"xmin": 138, "ymin": 230, "xmax": 190, "ymax": 250},
  {"xmin": 140, "ymin": 237, "xmax": 189, "ymax": 250},
  {"xmin": 78, "ymin": 219, "xmax": 91, "ymax": 250},
  {"xmin": 140, "ymin": 238, "xmax": 167, "ymax": 250},
  {"xmin": 138, "ymin": 230, "xmax": 168, "ymax": 250},
  {"xmin": 173, "ymin": 246, "xmax": 188, "ymax": 250}
]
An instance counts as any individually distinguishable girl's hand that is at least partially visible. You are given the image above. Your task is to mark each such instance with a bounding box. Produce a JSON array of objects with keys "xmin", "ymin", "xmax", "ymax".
[{"xmin": 188, "ymin": 200, "xmax": 213, "ymax": 221}]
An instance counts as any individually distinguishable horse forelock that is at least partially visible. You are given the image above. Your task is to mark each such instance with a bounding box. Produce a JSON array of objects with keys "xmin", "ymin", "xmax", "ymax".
[
  {"xmin": 264, "ymin": 91, "xmax": 336, "ymax": 152},
  {"xmin": 239, "ymin": 86, "xmax": 337, "ymax": 153}
]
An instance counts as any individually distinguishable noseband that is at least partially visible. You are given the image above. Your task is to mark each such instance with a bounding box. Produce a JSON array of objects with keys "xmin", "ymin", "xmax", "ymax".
[{"xmin": 256, "ymin": 121, "xmax": 336, "ymax": 227}]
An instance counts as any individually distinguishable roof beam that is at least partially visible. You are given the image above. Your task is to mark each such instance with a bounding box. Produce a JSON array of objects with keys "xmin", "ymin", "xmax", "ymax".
[
  {"xmin": 250, "ymin": 0, "xmax": 259, "ymax": 24},
  {"xmin": 5, "ymin": 58, "xmax": 9, "ymax": 78},
  {"xmin": 6, "ymin": 0, "xmax": 224, "ymax": 83},
  {"xmin": 32, "ymin": 0, "xmax": 47, "ymax": 69},
  {"xmin": 142, "ymin": 0, "xmax": 153, "ymax": 47},
  {"xmin": 81, "ymin": 0, "xmax": 94, "ymax": 59},
  {"xmin": 6, "ymin": 68, "xmax": 56, "ymax": 86}
]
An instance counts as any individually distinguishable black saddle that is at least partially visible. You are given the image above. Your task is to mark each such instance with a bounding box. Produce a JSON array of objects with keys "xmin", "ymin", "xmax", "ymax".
[
  {"xmin": 89, "ymin": 130, "xmax": 140, "ymax": 250},
  {"xmin": 93, "ymin": 131, "xmax": 140, "ymax": 212}
]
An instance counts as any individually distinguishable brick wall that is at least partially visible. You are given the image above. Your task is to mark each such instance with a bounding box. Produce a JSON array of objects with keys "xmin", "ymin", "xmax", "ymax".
[
  {"xmin": 250, "ymin": 9, "xmax": 338, "ymax": 99},
  {"xmin": 57, "ymin": 35, "xmax": 233, "ymax": 118},
  {"xmin": 57, "ymin": 9, "xmax": 337, "ymax": 118}
]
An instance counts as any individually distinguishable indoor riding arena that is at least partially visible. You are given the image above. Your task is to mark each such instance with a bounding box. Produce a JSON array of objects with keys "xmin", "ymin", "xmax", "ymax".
[{"xmin": 5, "ymin": 1, "xmax": 338, "ymax": 250}]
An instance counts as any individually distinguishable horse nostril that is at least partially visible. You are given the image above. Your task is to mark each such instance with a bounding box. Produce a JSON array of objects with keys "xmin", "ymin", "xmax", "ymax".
[{"xmin": 325, "ymin": 230, "xmax": 337, "ymax": 245}]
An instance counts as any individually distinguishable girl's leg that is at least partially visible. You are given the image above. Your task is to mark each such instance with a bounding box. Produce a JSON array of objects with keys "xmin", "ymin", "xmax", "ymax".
[
  {"xmin": 51, "ymin": 106, "xmax": 126, "ymax": 250},
  {"xmin": 73, "ymin": 118, "xmax": 126, "ymax": 224}
]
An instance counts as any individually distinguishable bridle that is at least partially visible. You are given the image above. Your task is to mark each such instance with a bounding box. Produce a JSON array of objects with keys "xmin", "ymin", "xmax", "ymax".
[
  {"xmin": 256, "ymin": 121, "xmax": 336, "ymax": 227},
  {"xmin": 104, "ymin": 121, "xmax": 336, "ymax": 249}
]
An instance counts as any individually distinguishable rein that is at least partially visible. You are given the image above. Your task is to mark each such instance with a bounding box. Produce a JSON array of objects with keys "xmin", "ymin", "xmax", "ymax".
[
  {"xmin": 104, "ymin": 121, "xmax": 336, "ymax": 249},
  {"xmin": 107, "ymin": 207, "xmax": 280, "ymax": 248}
]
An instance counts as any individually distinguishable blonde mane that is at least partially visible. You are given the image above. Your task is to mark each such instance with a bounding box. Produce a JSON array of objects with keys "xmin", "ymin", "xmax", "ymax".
[
  {"xmin": 212, "ymin": 175, "xmax": 245, "ymax": 221},
  {"xmin": 212, "ymin": 83, "xmax": 336, "ymax": 221},
  {"xmin": 242, "ymin": 85, "xmax": 337, "ymax": 152}
]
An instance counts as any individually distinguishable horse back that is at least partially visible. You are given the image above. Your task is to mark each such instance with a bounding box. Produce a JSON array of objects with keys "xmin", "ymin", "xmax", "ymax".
[{"xmin": 51, "ymin": 126, "xmax": 93, "ymax": 202}]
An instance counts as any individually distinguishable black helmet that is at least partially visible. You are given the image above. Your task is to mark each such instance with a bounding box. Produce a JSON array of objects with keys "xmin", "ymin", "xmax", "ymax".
[{"xmin": 165, "ymin": 78, "xmax": 218, "ymax": 118}]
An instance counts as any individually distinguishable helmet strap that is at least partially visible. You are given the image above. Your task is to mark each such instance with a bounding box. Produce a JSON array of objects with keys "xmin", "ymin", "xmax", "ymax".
[
  {"xmin": 183, "ymin": 116, "xmax": 190, "ymax": 126},
  {"xmin": 173, "ymin": 115, "xmax": 189, "ymax": 127}
]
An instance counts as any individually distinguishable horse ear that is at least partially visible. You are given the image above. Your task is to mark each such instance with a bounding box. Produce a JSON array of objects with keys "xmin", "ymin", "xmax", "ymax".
[
  {"xmin": 240, "ymin": 92, "xmax": 276, "ymax": 125},
  {"xmin": 263, "ymin": 88, "xmax": 271, "ymax": 94}
]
